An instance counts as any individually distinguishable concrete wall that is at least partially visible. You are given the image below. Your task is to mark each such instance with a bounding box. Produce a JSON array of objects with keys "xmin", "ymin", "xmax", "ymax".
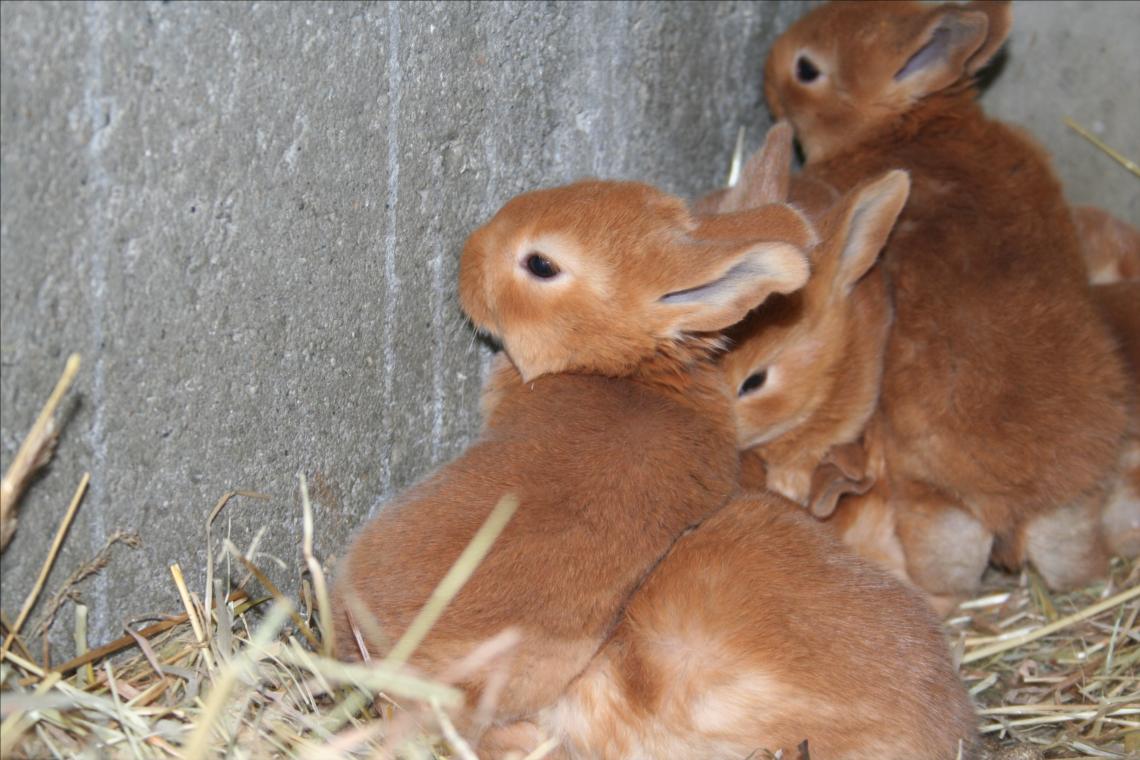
[
  {"xmin": 981, "ymin": 0, "xmax": 1139, "ymax": 223},
  {"xmin": 2, "ymin": 0, "xmax": 1136, "ymax": 655}
]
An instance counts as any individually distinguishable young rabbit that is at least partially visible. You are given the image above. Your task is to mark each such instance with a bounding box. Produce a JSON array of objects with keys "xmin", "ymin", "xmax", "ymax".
[
  {"xmin": 481, "ymin": 170, "xmax": 978, "ymax": 760},
  {"xmin": 331, "ymin": 180, "xmax": 813, "ymax": 735},
  {"xmin": 764, "ymin": 0, "xmax": 1130, "ymax": 597},
  {"xmin": 708, "ymin": 127, "xmax": 1137, "ymax": 607},
  {"xmin": 705, "ymin": 133, "xmax": 908, "ymax": 508},
  {"xmin": 698, "ymin": 124, "xmax": 920, "ymax": 596},
  {"xmin": 534, "ymin": 489, "xmax": 979, "ymax": 760},
  {"xmin": 450, "ymin": 170, "xmax": 978, "ymax": 758}
]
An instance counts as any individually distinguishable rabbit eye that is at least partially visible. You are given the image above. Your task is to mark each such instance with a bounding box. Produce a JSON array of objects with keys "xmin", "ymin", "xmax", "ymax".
[
  {"xmin": 739, "ymin": 370, "xmax": 768, "ymax": 396},
  {"xmin": 524, "ymin": 252, "xmax": 560, "ymax": 279},
  {"xmin": 795, "ymin": 55, "xmax": 820, "ymax": 84}
]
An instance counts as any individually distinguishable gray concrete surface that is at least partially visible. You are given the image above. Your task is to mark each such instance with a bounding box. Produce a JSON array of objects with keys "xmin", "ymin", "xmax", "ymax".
[
  {"xmin": 981, "ymin": 0, "xmax": 1140, "ymax": 223},
  {"xmin": 2, "ymin": 0, "xmax": 1137, "ymax": 658}
]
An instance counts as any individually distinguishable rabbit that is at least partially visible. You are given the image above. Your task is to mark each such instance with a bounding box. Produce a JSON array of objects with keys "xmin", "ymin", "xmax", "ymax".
[
  {"xmin": 697, "ymin": 124, "xmax": 923, "ymax": 598},
  {"xmin": 1073, "ymin": 205, "xmax": 1140, "ymax": 284},
  {"xmin": 705, "ymin": 126, "xmax": 1136, "ymax": 609},
  {"xmin": 699, "ymin": 126, "xmax": 908, "ymax": 509},
  {"xmin": 458, "ymin": 172, "xmax": 977, "ymax": 759},
  {"xmin": 762, "ymin": 0, "xmax": 1131, "ymax": 598},
  {"xmin": 330, "ymin": 179, "xmax": 814, "ymax": 737},
  {"xmin": 531, "ymin": 490, "xmax": 979, "ymax": 760},
  {"xmin": 1092, "ymin": 280, "xmax": 1140, "ymax": 557},
  {"xmin": 482, "ymin": 167, "xmax": 978, "ymax": 760}
]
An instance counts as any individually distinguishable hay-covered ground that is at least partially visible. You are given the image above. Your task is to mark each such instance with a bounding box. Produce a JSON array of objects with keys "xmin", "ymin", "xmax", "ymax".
[{"xmin": 1, "ymin": 475, "xmax": 1136, "ymax": 759}]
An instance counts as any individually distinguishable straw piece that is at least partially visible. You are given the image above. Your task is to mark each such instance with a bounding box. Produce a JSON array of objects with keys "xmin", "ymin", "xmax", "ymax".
[
  {"xmin": 0, "ymin": 354, "xmax": 80, "ymax": 552},
  {"xmin": 1064, "ymin": 117, "xmax": 1140, "ymax": 178},
  {"xmin": 299, "ymin": 474, "xmax": 334, "ymax": 658},
  {"xmin": 73, "ymin": 604, "xmax": 92, "ymax": 687},
  {"xmin": 230, "ymin": 549, "xmax": 321, "ymax": 650},
  {"xmin": 961, "ymin": 583, "xmax": 1140, "ymax": 664},
  {"xmin": 0, "ymin": 610, "xmax": 37, "ymax": 664},
  {"xmin": 170, "ymin": 562, "xmax": 216, "ymax": 671},
  {"xmin": 104, "ymin": 661, "xmax": 144, "ymax": 759},
  {"xmin": 522, "ymin": 737, "xmax": 562, "ymax": 760},
  {"xmin": 269, "ymin": 647, "xmax": 463, "ymax": 707},
  {"xmin": 429, "ymin": 696, "xmax": 477, "ymax": 760},
  {"xmin": 16, "ymin": 591, "xmax": 250, "ymax": 687},
  {"xmin": 123, "ymin": 625, "xmax": 166, "ymax": 681},
  {"xmin": 32, "ymin": 529, "xmax": 142, "ymax": 641},
  {"xmin": 1, "ymin": 473, "xmax": 90, "ymax": 657},
  {"xmin": 180, "ymin": 600, "xmax": 293, "ymax": 760},
  {"xmin": 203, "ymin": 490, "xmax": 270, "ymax": 637},
  {"xmin": 0, "ymin": 670, "xmax": 60, "ymax": 756}
]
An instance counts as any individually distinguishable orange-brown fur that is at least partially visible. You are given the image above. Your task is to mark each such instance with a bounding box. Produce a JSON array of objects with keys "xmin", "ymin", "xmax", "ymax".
[
  {"xmin": 1074, "ymin": 206, "xmax": 1140, "ymax": 284},
  {"xmin": 696, "ymin": 124, "xmax": 905, "ymax": 509},
  {"xmin": 765, "ymin": 0, "xmax": 1130, "ymax": 595},
  {"xmin": 445, "ymin": 176, "xmax": 976, "ymax": 756},
  {"xmin": 331, "ymin": 181, "xmax": 813, "ymax": 734},
  {"xmin": 540, "ymin": 493, "xmax": 979, "ymax": 759},
  {"xmin": 1093, "ymin": 281, "xmax": 1140, "ymax": 557},
  {"xmin": 699, "ymin": 127, "xmax": 938, "ymax": 604},
  {"xmin": 722, "ymin": 172, "xmax": 905, "ymax": 505}
]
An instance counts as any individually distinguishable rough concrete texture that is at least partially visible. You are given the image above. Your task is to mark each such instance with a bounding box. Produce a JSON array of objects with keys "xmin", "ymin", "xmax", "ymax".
[
  {"xmin": 1, "ymin": 0, "xmax": 802, "ymax": 652},
  {"xmin": 980, "ymin": 0, "xmax": 1140, "ymax": 223},
  {"xmin": 2, "ymin": 0, "xmax": 1137, "ymax": 656}
]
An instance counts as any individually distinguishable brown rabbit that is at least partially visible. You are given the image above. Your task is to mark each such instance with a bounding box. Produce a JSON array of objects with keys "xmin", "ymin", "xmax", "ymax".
[
  {"xmin": 764, "ymin": 0, "xmax": 1130, "ymax": 597},
  {"xmin": 532, "ymin": 490, "xmax": 979, "ymax": 760},
  {"xmin": 698, "ymin": 124, "xmax": 921, "ymax": 593},
  {"xmin": 708, "ymin": 127, "xmax": 1137, "ymax": 606},
  {"xmin": 331, "ymin": 180, "xmax": 813, "ymax": 734},
  {"xmin": 453, "ymin": 174, "xmax": 977, "ymax": 758},
  {"xmin": 717, "ymin": 162, "xmax": 909, "ymax": 507}
]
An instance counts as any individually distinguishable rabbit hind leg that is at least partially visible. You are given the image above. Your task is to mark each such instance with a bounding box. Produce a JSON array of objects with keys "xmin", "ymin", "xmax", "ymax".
[
  {"xmin": 894, "ymin": 482, "xmax": 993, "ymax": 601},
  {"xmin": 1022, "ymin": 489, "xmax": 1112, "ymax": 591}
]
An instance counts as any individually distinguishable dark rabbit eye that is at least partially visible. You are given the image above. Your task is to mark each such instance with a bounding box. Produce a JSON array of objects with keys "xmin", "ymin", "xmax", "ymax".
[
  {"xmin": 524, "ymin": 252, "xmax": 560, "ymax": 279},
  {"xmin": 795, "ymin": 55, "xmax": 820, "ymax": 83},
  {"xmin": 739, "ymin": 370, "xmax": 768, "ymax": 396}
]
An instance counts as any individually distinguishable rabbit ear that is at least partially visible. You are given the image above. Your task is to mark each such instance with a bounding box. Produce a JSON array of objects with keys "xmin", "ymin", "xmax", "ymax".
[
  {"xmin": 893, "ymin": 2, "xmax": 1009, "ymax": 96},
  {"xmin": 962, "ymin": 1, "xmax": 1013, "ymax": 75},
  {"xmin": 830, "ymin": 170, "xmax": 910, "ymax": 294},
  {"xmin": 657, "ymin": 240, "xmax": 809, "ymax": 335},
  {"xmin": 717, "ymin": 122, "xmax": 795, "ymax": 213}
]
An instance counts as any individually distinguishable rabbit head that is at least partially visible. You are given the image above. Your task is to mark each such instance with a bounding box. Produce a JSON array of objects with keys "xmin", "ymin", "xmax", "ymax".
[
  {"xmin": 764, "ymin": 1, "xmax": 1012, "ymax": 164},
  {"xmin": 721, "ymin": 170, "xmax": 910, "ymax": 458},
  {"xmin": 458, "ymin": 180, "xmax": 812, "ymax": 383}
]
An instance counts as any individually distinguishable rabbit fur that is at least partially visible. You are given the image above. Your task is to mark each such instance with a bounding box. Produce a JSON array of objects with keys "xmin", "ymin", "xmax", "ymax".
[
  {"xmin": 762, "ymin": 0, "xmax": 1130, "ymax": 597},
  {"xmin": 529, "ymin": 490, "xmax": 979, "ymax": 760},
  {"xmin": 331, "ymin": 180, "xmax": 813, "ymax": 735},
  {"xmin": 479, "ymin": 164, "xmax": 977, "ymax": 760}
]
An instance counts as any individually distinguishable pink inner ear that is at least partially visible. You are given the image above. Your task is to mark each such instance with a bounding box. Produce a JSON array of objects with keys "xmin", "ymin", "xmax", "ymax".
[{"xmin": 895, "ymin": 26, "xmax": 951, "ymax": 80}]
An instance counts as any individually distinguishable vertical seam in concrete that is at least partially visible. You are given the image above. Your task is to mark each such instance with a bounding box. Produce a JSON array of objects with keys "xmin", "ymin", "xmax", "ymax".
[
  {"xmin": 376, "ymin": 0, "xmax": 402, "ymax": 510},
  {"xmin": 430, "ymin": 240, "xmax": 444, "ymax": 464},
  {"xmin": 82, "ymin": 1, "xmax": 111, "ymax": 644},
  {"xmin": 477, "ymin": 9, "xmax": 499, "ymax": 390}
]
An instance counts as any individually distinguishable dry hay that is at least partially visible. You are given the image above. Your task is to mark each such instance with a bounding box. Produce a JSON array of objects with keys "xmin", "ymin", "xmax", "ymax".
[
  {"xmin": 954, "ymin": 561, "xmax": 1139, "ymax": 759},
  {"xmin": 3, "ymin": 476, "xmax": 1134, "ymax": 760}
]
